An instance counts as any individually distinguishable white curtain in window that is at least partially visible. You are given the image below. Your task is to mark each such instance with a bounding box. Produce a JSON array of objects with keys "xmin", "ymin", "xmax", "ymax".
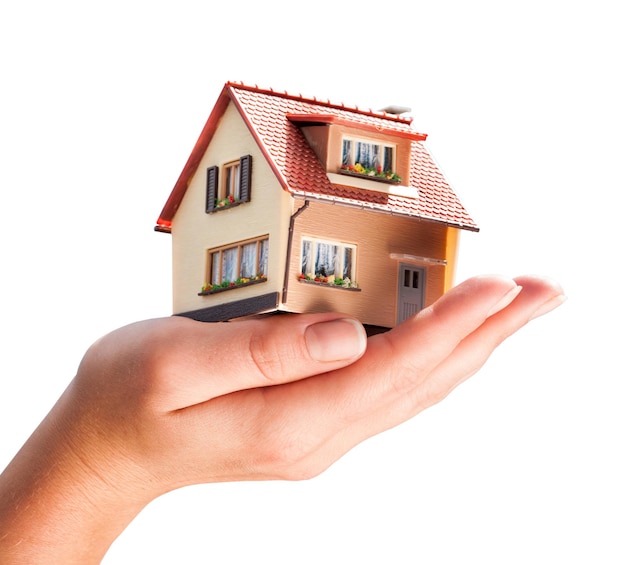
[
  {"xmin": 342, "ymin": 140, "xmax": 352, "ymax": 166},
  {"xmin": 233, "ymin": 164, "xmax": 241, "ymax": 198},
  {"xmin": 383, "ymin": 146, "xmax": 393, "ymax": 171},
  {"xmin": 315, "ymin": 242, "xmax": 338, "ymax": 276},
  {"xmin": 301, "ymin": 240, "xmax": 312, "ymax": 275},
  {"xmin": 372, "ymin": 145, "xmax": 381, "ymax": 169},
  {"xmin": 211, "ymin": 252, "xmax": 220, "ymax": 285},
  {"xmin": 222, "ymin": 248, "xmax": 238, "ymax": 282},
  {"xmin": 302, "ymin": 239, "xmax": 356, "ymax": 279},
  {"xmin": 259, "ymin": 239, "xmax": 269, "ymax": 276},
  {"xmin": 355, "ymin": 142, "xmax": 373, "ymax": 168},
  {"xmin": 348, "ymin": 140, "xmax": 393, "ymax": 171},
  {"xmin": 343, "ymin": 247, "xmax": 353, "ymax": 279},
  {"xmin": 240, "ymin": 242, "xmax": 257, "ymax": 278}
]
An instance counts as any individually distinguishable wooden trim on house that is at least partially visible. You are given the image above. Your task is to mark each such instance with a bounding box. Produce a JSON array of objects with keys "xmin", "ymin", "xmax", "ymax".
[
  {"xmin": 389, "ymin": 253, "xmax": 447, "ymax": 265},
  {"xmin": 286, "ymin": 113, "xmax": 427, "ymax": 141},
  {"xmin": 282, "ymin": 200, "xmax": 310, "ymax": 303}
]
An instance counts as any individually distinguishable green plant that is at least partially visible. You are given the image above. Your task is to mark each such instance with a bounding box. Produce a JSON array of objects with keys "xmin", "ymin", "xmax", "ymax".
[
  {"xmin": 216, "ymin": 194, "xmax": 239, "ymax": 208},
  {"xmin": 297, "ymin": 273, "xmax": 358, "ymax": 289},
  {"xmin": 340, "ymin": 163, "xmax": 401, "ymax": 182},
  {"xmin": 201, "ymin": 274, "xmax": 266, "ymax": 294}
]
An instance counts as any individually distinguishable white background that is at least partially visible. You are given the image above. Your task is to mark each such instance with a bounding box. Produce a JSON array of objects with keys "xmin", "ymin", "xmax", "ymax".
[{"xmin": 1, "ymin": 1, "xmax": 624, "ymax": 563}]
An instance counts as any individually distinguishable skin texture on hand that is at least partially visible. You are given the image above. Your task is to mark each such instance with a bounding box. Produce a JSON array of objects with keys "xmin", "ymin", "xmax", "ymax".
[{"xmin": 0, "ymin": 275, "xmax": 565, "ymax": 564}]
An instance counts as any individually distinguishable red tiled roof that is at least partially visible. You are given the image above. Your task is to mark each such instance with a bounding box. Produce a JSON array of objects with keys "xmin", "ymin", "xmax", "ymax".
[{"xmin": 155, "ymin": 82, "xmax": 478, "ymax": 232}]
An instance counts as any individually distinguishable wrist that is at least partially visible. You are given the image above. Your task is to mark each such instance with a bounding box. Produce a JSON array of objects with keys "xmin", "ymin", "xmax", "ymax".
[{"xmin": 0, "ymin": 384, "xmax": 156, "ymax": 564}]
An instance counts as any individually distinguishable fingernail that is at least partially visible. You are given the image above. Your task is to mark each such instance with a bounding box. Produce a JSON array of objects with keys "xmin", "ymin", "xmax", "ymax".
[
  {"xmin": 487, "ymin": 285, "xmax": 523, "ymax": 317},
  {"xmin": 305, "ymin": 318, "xmax": 367, "ymax": 362},
  {"xmin": 529, "ymin": 294, "xmax": 568, "ymax": 321}
]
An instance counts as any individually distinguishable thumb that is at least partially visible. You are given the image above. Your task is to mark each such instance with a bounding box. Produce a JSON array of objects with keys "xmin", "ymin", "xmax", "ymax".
[{"xmin": 124, "ymin": 313, "xmax": 368, "ymax": 411}]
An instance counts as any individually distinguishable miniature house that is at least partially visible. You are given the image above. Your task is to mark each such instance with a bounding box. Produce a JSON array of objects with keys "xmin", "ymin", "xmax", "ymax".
[{"xmin": 155, "ymin": 82, "xmax": 478, "ymax": 330}]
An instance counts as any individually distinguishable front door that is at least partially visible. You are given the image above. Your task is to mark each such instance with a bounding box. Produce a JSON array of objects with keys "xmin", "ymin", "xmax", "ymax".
[{"xmin": 396, "ymin": 263, "xmax": 425, "ymax": 325}]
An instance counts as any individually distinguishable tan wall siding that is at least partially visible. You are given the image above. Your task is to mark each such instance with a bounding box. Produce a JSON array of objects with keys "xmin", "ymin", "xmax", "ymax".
[
  {"xmin": 285, "ymin": 201, "xmax": 448, "ymax": 327},
  {"xmin": 444, "ymin": 227, "xmax": 460, "ymax": 292},
  {"xmin": 171, "ymin": 102, "xmax": 293, "ymax": 314}
]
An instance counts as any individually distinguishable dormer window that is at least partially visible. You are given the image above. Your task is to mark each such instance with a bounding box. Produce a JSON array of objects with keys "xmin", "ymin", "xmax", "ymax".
[{"xmin": 339, "ymin": 137, "xmax": 401, "ymax": 183}]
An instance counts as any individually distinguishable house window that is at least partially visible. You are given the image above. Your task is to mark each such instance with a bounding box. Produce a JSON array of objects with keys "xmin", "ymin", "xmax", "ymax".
[
  {"xmin": 341, "ymin": 137, "xmax": 395, "ymax": 172},
  {"xmin": 223, "ymin": 160, "xmax": 241, "ymax": 200},
  {"xmin": 301, "ymin": 237, "xmax": 356, "ymax": 281},
  {"xmin": 204, "ymin": 236, "xmax": 269, "ymax": 291},
  {"xmin": 206, "ymin": 154, "xmax": 252, "ymax": 213}
]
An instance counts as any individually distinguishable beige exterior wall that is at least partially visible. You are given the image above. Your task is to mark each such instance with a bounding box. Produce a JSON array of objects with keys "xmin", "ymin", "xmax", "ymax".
[
  {"xmin": 284, "ymin": 201, "xmax": 451, "ymax": 328},
  {"xmin": 170, "ymin": 102, "xmax": 293, "ymax": 315},
  {"xmin": 444, "ymin": 226, "xmax": 460, "ymax": 292}
]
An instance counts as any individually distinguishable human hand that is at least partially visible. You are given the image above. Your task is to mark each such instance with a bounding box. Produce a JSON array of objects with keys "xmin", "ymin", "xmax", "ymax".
[{"xmin": 0, "ymin": 274, "xmax": 565, "ymax": 563}]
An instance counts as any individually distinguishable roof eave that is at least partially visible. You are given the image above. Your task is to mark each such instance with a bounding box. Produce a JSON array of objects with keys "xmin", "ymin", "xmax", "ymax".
[
  {"xmin": 228, "ymin": 87, "xmax": 292, "ymax": 194},
  {"xmin": 290, "ymin": 192, "xmax": 479, "ymax": 232},
  {"xmin": 155, "ymin": 84, "xmax": 233, "ymax": 228},
  {"xmin": 286, "ymin": 113, "xmax": 427, "ymax": 141}
]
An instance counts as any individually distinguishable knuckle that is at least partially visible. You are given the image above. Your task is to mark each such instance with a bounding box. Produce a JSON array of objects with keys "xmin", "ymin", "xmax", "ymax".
[
  {"xmin": 102, "ymin": 318, "xmax": 193, "ymax": 407},
  {"xmin": 248, "ymin": 327, "xmax": 295, "ymax": 384}
]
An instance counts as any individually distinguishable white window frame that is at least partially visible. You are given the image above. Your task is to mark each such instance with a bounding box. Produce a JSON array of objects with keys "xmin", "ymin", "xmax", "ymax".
[
  {"xmin": 221, "ymin": 160, "xmax": 241, "ymax": 200},
  {"xmin": 301, "ymin": 236, "xmax": 356, "ymax": 281},
  {"xmin": 341, "ymin": 136, "xmax": 396, "ymax": 172}
]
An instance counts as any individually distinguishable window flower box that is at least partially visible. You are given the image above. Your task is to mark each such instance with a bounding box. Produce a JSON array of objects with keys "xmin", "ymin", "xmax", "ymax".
[
  {"xmin": 199, "ymin": 274, "xmax": 267, "ymax": 295},
  {"xmin": 297, "ymin": 273, "xmax": 361, "ymax": 291},
  {"xmin": 338, "ymin": 164, "xmax": 401, "ymax": 184},
  {"xmin": 215, "ymin": 194, "xmax": 242, "ymax": 210}
]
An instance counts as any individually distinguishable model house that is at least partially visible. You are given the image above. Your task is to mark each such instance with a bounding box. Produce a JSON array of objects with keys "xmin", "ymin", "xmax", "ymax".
[{"xmin": 155, "ymin": 82, "xmax": 478, "ymax": 331}]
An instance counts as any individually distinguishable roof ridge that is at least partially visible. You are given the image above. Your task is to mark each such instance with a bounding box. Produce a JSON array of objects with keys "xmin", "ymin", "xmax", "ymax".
[{"xmin": 225, "ymin": 80, "xmax": 413, "ymax": 125}]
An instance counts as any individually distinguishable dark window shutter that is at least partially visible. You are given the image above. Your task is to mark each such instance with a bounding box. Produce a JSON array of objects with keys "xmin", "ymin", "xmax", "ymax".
[
  {"xmin": 206, "ymin": 166, "xmax": 218, "ymax": 213},
  {"xmin": 239, "ymin": 154, "xmax": 252, "ymax": 202}
]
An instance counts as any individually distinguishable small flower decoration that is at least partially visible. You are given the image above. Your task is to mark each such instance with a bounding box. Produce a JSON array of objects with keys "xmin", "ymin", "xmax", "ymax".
[
  {"xmin": 201, "ymin": 274, "xmax": 267, "ymax": 294},
  {"xmin": 340, "ymin": 163, "xmax": 401, "ymax": 182},
  {"xmin": 298, "ymin": 273, "xmax": 358, "ymax": 289}
]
